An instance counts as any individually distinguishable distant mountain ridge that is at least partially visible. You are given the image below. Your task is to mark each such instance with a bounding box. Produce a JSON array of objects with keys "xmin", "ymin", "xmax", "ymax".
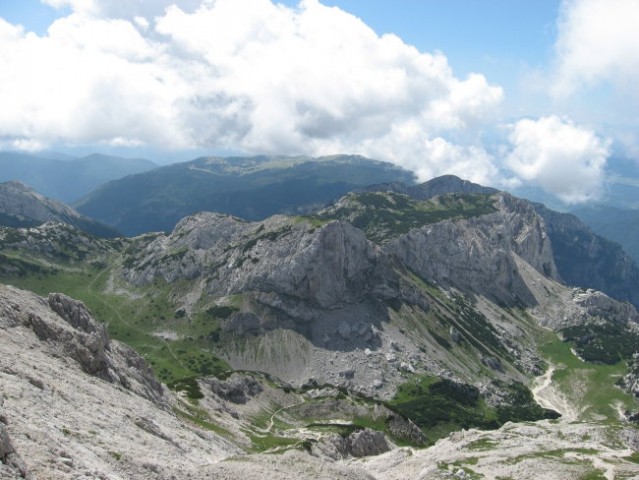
[
  {"xmin": 571, "ymin": 204, "xmax": 639, "ymax": 265},
  {"xmin": 0, "ymin": 151, "xmax": 156, "ymax": 203},
  {"xmin": 0, "ymin": 180, "xmax": 118, "ymax": 237},
  {"xmin": 75, "ymin": 154, "xmax": 416, "ymax": 236},
  {"xmin": 365, "ymin": 174, "xmax": 498, "ymax": 199}
]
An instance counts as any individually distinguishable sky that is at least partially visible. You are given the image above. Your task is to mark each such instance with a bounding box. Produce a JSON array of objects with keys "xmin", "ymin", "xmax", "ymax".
[{"xmin": 0, "ymin": 0, "xmax": 638, "ymax": 204}]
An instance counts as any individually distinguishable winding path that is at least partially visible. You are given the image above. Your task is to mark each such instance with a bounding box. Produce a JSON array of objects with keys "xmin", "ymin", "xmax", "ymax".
[{"xmin": 531, "ymin": 365, "xmax": 579, "ymax": 421}]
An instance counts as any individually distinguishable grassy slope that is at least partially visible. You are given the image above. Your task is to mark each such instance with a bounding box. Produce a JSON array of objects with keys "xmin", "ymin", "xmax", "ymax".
[
  {"xmin": 540, "ymin": 332, "xmax": 636, "ymax": 422},
  {"xmin": 1, "ymin": 263, "xmax": 230, "ymax": 386}
]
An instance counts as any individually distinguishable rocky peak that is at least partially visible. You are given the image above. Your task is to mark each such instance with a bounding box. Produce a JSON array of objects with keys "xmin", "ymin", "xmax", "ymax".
[
  {"xmin": 366, "ymin": 174, "xmax": 498, "ymax": 200},
  {"xmin": 408, "ymin": 175, "xmax": 499, "ymax": 199}
]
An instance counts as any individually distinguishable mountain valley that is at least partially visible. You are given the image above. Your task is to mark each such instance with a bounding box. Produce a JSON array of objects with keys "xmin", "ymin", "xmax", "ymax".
[{"xmin": 1, "ymin": 173, "xmax": 639, "ymax": 479}]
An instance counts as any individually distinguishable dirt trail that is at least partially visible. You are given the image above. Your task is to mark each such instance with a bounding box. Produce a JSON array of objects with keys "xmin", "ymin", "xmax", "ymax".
[{"xmin": 532, "ymin": 365, "xmax": 579, "ymax": 421}]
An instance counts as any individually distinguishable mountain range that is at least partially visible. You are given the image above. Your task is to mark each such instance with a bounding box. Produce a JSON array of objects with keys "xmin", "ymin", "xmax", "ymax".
[
  {"xmin": 0, "ymin": 151, "xmax": 156, "ymax": 203},
  {"xmin": 1, "ymin": 171, "xmax": 639, "ymax": 478},
  {"xmin": 3, "ymin": 149, "xmax": 638, "ymax": 271},
  {"xmin": 74, "ymin": 155, "xmax": 416, "ymax": 235}
]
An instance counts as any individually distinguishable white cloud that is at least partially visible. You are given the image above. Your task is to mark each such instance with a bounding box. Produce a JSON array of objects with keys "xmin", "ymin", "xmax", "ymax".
[
  {"xmin": 506, "ymin": 116, "xmax": 610, "ymax": 203},
  {"xmin": 42, "ymin": 0, "xmax": 202, "ymax": 19},
  {"xmin": 0, "ymin": 0, "xmax": 505, "ymax": 185},
  {"xmin": 335, "ymin": 121, "xmax": 500, "ymax": 185},
  {"xmin": 554, "ymin": 0, "xmax": 639, "ymax": 96}
]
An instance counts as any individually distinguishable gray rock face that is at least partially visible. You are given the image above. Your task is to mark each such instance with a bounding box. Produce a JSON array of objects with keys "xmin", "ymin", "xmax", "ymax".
[
  {"xmin": 0, "ymin": 287, "xmax": 163, "ymax": 406},
  {"xmin": 312, "ymin": 429, "xmax": 392, "ymax": 460},
  {"xmin": 32, "ymin": 293, "xmax": 111, "ymax": 376},
  {"xmin": 206, "ymin": 375, "xmax": 263, "ymax": 404},
  {"xmin": 122, "ymin": 191, "xmax": 560, "ymax": 311},
  {"xmin": 123, "ymin": 213, "xmax": 377, "ymax": 309},
  {"xmin": 384, "ymin": 192, "xmax": 557, "ymax": 306},
  {"xmin": 622, "ymin": 354, "xmax": 639, "ymax": 398},
  {"xmin": 0, "ymin": 401, "xmax": 29, "ymax": 479},
  {"xmin": 571, "ymin": 288, "xmax": 639, "ymax": 324},
  {"xmin": 386, "ymin": 413, "xmax": 427, "ymax": 445},
  {"xmin": 348, "ymin": 429, "xmax": 392, "ymax": 457},
  {"xmin": 0, "ymin": 283, "xmax": 239, "ymax": 479}
]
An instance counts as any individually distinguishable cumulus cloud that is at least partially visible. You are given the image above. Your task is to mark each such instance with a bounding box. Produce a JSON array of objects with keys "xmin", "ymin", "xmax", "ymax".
[
  {"xmin": 553, "ymin": 0, "xmax": 639, "ymax": 96},
  {"xmin": 42, "ymin": 0, "xmax": 203, "ymax": 19},
  {"xmin": 0, "ymin": 0, "xmax": 504, "ymax": 184},
  {"xmin": 506, "ymin": 116, "xmax": 610, "ymax": 203}
]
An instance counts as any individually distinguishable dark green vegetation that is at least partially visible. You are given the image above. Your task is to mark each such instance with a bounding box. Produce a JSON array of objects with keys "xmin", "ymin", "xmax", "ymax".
[
  {"xmin": 561, "ymin": 322, "xmax": 639, "ymax": 364},
  {"xmin": 74, "ymin": 155, "xmax": 416, "ymax": 235},
  {"xmin": 314, "ymin": 191, "xmax": 497, "ymax": 243},
  {"xmin": 0, "ymin": 252, "xmax": 55, "ymax": 277},
  {"xmin": 0, "ymin": 151, "xmax": 156, "ymax": 203},
  {"xmin": 388, "ymin": 376, "xmax": 558, "ymax": 443}
]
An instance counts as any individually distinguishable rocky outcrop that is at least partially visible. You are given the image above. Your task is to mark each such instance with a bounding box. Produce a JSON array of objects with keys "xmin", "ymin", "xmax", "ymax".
[
  {"xmin": 386, "ymin": 413, "xmax": 427, "ymax": 445},
  {"xmin": 123, "ymin": 213, "xmax": 378, "ymax": 309},
  {"xmin": 0, "ymin": 286, "xmax": 163, "ymax": 406},
  {"xmin": 496, "ymin": 194, "xmax": 558, "ymax": 280},
  {"xmin": 385, "ymin": 205, "xmax": 533, "ymax": 306},
  {"xmin": 622, "ymin": 354, "xmax": 639, "ymax": 398},
  {"xmin": 0, "ymin": 283, "xmax": 240, "ymax": 479},
  {"xmin": 382, "ymin": 192, "xmax": 559, "ymax": 307},
  {"xmin": 571, "ymin": 289, "xmax": 639, "ymax": 324},
  {"xmin": 206, "ymin": 374, "xmax": 263, "ymax": 404},
  {"xmin": 312, "ymin": 429, "xmax": 392, "ymax": 460},
  {"xmin": 123, "ymin": 189, "xmax": 562, "ymax": 311}
]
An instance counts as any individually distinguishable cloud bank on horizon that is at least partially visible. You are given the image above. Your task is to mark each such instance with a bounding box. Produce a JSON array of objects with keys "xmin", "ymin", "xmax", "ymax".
[{"xmin": 0, "ymin": 0, "xmax": 636, "ymax": 203}]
